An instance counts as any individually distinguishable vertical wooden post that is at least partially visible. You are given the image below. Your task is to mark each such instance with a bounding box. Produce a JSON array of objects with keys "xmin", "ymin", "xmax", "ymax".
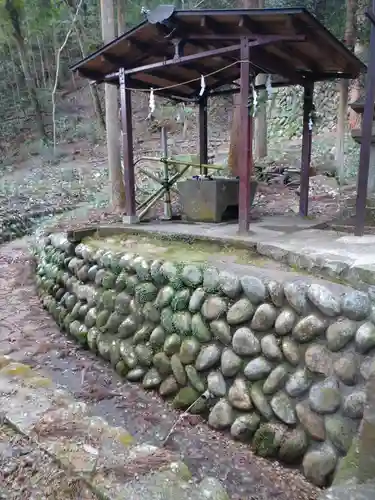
[
  {"xmin": 238, "ymin": 37, "xmax": 253, "ymax": 234},
  {"xmin": 119, "ymin": 67, "xmax": 136, "ymax": 220},
  {"xmin": 199, "ymin": 95, "xmax": 208, "ymax": 175},
  {"xmin": 299, "ymin": 82, "xmax": 314, "ymax": 217},
  {"xmin": 355, "ymin": 2, "xmax": 375, "ymax": 236}
]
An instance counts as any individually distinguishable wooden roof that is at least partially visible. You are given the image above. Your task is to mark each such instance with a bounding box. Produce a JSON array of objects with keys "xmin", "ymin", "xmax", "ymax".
[{"xmin": 70, "ymin": 7, "xmax": 366, "ymax": 101}]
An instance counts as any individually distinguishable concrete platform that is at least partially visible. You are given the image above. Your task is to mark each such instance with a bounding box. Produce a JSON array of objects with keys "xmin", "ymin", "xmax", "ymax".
[{"xmin": 110, "ymin": 215, "xmax": 375, "ymax": 296}]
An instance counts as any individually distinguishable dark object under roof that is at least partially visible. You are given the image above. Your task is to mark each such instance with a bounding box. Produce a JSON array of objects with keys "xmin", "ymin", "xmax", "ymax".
[{"xmin": 71, "ymin": 6, "xmax": 365, "ymax": 101}]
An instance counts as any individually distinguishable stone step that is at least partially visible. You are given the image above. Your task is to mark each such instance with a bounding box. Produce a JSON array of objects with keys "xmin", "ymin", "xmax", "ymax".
[{"xmin": 0, "ymin": 356, "xmax": 229, "ymax": 500}]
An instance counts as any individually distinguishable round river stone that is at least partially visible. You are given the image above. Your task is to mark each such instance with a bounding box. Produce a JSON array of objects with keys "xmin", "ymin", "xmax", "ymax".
[
  {"xmin": 189, "ymin": 288, "xmax": 206, "ymax": 313},
  {"xmin": 201, "ymin": 296, "xmax": 227, "ymax": 321},
  {"xmin": 181, "ymin": 265, "xmax": 203, "ymax": 287},
  {"xmin": 260, "ymin": 334, "xmax": 283, "ymax": 361},
  {"xmin": 326, "ymin": 317, "xmax": 357, "ymax": 352},
  {"xmin": 203, "ymin": 267, "xmax": 220, "ymax": 293},
  {"xmin": 195, "ymin": 344, "xmax": 221, "ymax": 371},
  {"xmin": 227, "ymin": 298, "xmax": 255, "ymax": 325},
  {"xmin": 230, "ymin": 414, "xmax": 260, "ymax": 441},
  {"xmin": 281, "ymin": 338, "xmax": 300, "ymax": 366},
  {"xmin": 303, "ymin": 443, "xmax": 338, "ymax": 487},
  {"xmin": 251, "ymin": 304, "xmax": 277, "ymax": 331},
  {"xmin": 333, "ymin": 352, "xmax": 358, "ymax": 385},
  {"xmin": 232, "ymin": 327, "xmax": 260, "ymax": 356},
  {"xmin": 267, "ymin": 280, "xmax": 284, "ymax": 308},
  {"xmin": 284, "ymin": 281, "xmax": 309, "ymax": 315},
  {"xmin": 240, "ymin": 276, "xmax": 266, "ymax": 304},
  {"xmin": 270, "ymin": 391, "xmax": 296, "ymax": 425},
  {"xmin": 275, "ymin": 308, "xmax": 297, "ymax": 336},
  {"xmin": 305, "ymin": 344, "xmax": 333, "ymax": 376},
  {"xmin": 355, "ymin": 321, "xmax": 375, "ymax": 354},
  {"xmin": 250, "ymin": 383, "xmax": 274, "ymax": 420},
  {"xmin": 208, "ymin": 399, "xmax": 235, "ymax": 429},
  {"xmin": 292, "ymin": 314, "xmax": 326, "ymax": 343},
  {"xmin": 279, "ymin": 428, "xmax": 308, "ymax": 463},
  {"xmin": 341, "ymin": 291, "xmax": 371, "ymax": 321},
  {"xmin": 210, "ymin": 320, "xmax": 232, "ymax": 345},
  {"xmin": 142, "ymin": 368, "xmax": 162, "ymax": 389},
  {"xmin": 207, "ymin": 370, "xmax": 227, "ymax": 397},
  {"xmin": 219, "ymin": 271, "xmax": 242, "ymax": 299},
  {"xmin": 309, "ymin": 378, "xmax": 341, "ymax": 414},
  {"xmin": 285, "ymin": 368, "xmax": 312, "ymax": 397},
  {"xmin": 263, "ymin": 365, "xmax": 289, "ymax": 395},
  {"xmin": 221, "ymin": 348, "xmax": 242, "ymax": 377},
  {"xmin": 191, "ymin": 313, "xmax": 212, "ymax": 342},
  {"xmin": 295, "ymin": 401, "xmax": 326, "ymax": 441},
  {"xmin": 325, "ymin": 414, "xmax": 357, "ymax": 453},
  {"xmin": 159, "ymin": 376, "xmax": 179, "ymax": 396},
  {"xmin": 153, "ymin": 352, "xmax": 172, "ymax": 376},
  {"xmin": 171, "ymin": 354, "xmax": 187, "ymax": 385},
  {"xmin": 253, "ymin": 422, "xmax": 287, "ymax": 458},
  {"xmin": 228, "ymin": 377, "xmax": 252, "ymax": 410},
  {"xmin": 244, "ymin": 357, "xmax": 273, "ymax": 381},
  {"xmin": 343, "ymin": 390, "xmax": 366, "ymax": 419},
  {"xmin": 179, "ymin": 337, "xmax": 201, "ymax": 364},
  {"xmin": 185, "ymin": 365, "xmax": 206, "ymax": 393},
  {"xmin": 307, "ymin": 283, "xmax": 341, "ymax": 317}
]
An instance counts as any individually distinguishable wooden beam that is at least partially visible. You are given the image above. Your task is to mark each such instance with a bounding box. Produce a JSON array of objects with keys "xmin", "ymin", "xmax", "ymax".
[
  {"xmin": 199, "ymin": 95, "xmax": 208, "ymax": 175},
  {"xmin": 119, "ymin": 67, "xmax": 136, "ymax": 217},
  {"xmin": 238, "ymin": 38, "xmax": 253, "ymax": 234},
  {"xmin": 299, "ymin": 82, "xmax": 314, "ymax": 217}
]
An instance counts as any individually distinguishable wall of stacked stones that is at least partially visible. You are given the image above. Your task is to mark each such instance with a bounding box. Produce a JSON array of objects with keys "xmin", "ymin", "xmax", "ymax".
[{"xmin": 33, "ymin": 232, "xmax": 375, "ymax": 488}]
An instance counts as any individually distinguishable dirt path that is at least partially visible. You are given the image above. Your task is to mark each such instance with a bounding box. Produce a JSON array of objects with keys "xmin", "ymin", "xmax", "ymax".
[{"xmin": 0, "ymin": 237, "xmax": 319, "ymax": 500}]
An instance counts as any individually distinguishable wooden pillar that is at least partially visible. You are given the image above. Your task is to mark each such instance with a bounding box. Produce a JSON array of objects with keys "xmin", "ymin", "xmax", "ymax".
[
  {"xmin": 355, "ymin": 3, "xmax": 375, "ymax": 236},
  {"xmin": 199, "ymin": 95, "xmax": 208, "ymax": 175},
  {"xmin": 299, "ymin": 82, "xmax": 314, "ymax": 217},
  {"xmin": 238, "ymin": 37, "xmax": 253, "ymax": 234},
  {"xmin": 119, "ymin": 67, "xmax": 136, "ymax": 219}
]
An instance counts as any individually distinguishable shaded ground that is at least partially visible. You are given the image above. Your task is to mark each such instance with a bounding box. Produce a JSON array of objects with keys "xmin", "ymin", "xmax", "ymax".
[
  {"xmin": 0, "ymin": 423, "xmax": 98, "ymax": 500},
  {"xmin": 0, "ymin": 237, "xmax": 319, "ymax": 500}
]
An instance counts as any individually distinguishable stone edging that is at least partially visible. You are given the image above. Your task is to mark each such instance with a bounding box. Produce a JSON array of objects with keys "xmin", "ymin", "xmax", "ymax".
[
  {"xmin": 0, "ymin": 354, "xmax": 228, "ymax": 500},
  {"xmin": 33, "ymin": 230, "xmax": 375, "ymax": 488}
]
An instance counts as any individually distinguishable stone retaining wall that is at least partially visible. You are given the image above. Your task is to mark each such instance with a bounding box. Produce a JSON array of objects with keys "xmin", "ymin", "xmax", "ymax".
[{"xmin": 33, "ymin": 231, "xmax": 375, "ymax": 488}]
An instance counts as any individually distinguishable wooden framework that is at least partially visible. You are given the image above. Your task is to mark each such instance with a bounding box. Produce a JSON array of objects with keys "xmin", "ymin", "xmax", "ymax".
[
  {"xmin": 71, "ymin": 6, "xmax": 364, "ymax": 234},
  {"xmin": 355, "ymin": 0, "xmax": 375, "ymax": 235}
]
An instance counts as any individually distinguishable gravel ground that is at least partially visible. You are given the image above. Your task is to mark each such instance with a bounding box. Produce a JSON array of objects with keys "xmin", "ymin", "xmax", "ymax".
[
  {"xmin": 0, "ymin": 237, "xmax": 320, "ymax": 500},
  {"xmin": 0, "ymin": 423, "xmax": 98, "ymax": 500}
]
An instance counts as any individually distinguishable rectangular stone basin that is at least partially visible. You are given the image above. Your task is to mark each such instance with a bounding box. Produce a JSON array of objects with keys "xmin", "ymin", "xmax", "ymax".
[{"xmin": 177, "ymin": 178, "xmax": 258, "ymax": 223}]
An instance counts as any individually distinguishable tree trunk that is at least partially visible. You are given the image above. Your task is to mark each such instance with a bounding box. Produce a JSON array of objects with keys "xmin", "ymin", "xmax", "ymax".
[
  {"xmin": 14, "ymin": 33, "xmax": 47, "ymax": 139},
  {"xmin": 116, "ymin": 0, "xmax": 125, "ymax": 35},
  {"xmin": 100, "ymin": 0, "xmax": 126, "ymax": 211},
  {"xmin": 335, "ymin": 0, "xmax": 358, "ymax": 184}
]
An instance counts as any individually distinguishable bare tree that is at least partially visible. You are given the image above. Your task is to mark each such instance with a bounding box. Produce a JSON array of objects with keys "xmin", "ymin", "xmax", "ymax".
[{"xmin": 335, "ymin": 0, "xmax": 358, "ymax": 184}]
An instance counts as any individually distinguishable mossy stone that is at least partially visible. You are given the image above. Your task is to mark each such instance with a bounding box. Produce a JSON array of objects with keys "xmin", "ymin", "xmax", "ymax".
[
  {"xmin": 114, "ymin": 292, "xmax": 132, "ymax": 315},
  {"xmin": 179, "ymin": 337, "xmax": 201, "ymax": 364},
  {"xmin": 127, "ymin": 367, "xmax": 146, "ymax": 381},
  {"xmin": 185, "ymin": 365, "xmax": 206, "ymax": 393},
  {"xmin": 135, "ymin": 283, "xmax": 158, "ymax": 305},
  {"xmin": 149, "ymin": 326, "xmax": 166, "ymax": 347},
  {"xmin": 172, "ymin": 311, "xmax": 192, "ymax": 336},
  {"xmin": 173, "ymin": 387, "xmax": 200, "ymax": 409},
  {"xmin": 115, "ymin": 360, "xmax": 130, "ymax": 377},
  {"xmin": 210, "ymin": 320, "xmax": 232, "ymax": 345},
  {"xmin": 153, "ymin": 352, "xmax": 172, "ymax": 376},
  {"xmin": 133, "ymin": 322, "xmax": 154, "ymax": 344},
  {"xmin": 253, "ymin": 423, "xmax": 287, "ymax": 458},
  {"xmin": 189, "ymin": 288, "xmax": 206, "ymax": 313},
  {"xmin": 115, "ymin": 272, "xmax": 128, "ymax": 292},
  {"xmin": 160, "ymin": 307, "xmax": 175, "ymax": 334},
  {"xmin": 119, "ymin": 343, "xmax": 138, "ymax": 369},
  {"xmin": 96, "ymin": 310, "xmax": 110, "ymax": 330},
  {"xmin": 143, "ymin": 302, "xmax": 160, "ymax": 323},
  {"xmin": 163, "ymin": 334, "xmax": 182, "ymax": 356},
  {"xmin": 171, "ymin": 289, "xmax": 191, "ymax": 311},
  {"xmin": 118, "ymin": 315, "xmax": 138, "ymax": 339},
  {"xmin": 87, "ymin": 265, "xmax": 99, "ymax": 282},
  {"xmin": 125, "ymin": 275, "xmax": 139, "ymax": 295},
  {"xmin": 191, "ymin": 313, "xmax": 212, "ymax": 342},
  {"xmin": 159, "ymin": 376, "xmax": 179, "ymax": 396},
  {"xmin": 110, "ymin": 338, "xmax": 121, "ymax": 366},
  {"xmin": 105, "ymin": 311, "xmax": 124, "ymax": 333},
  {"xmin": 142, "ymin": 368, "xmax": 162, "ymax": 389},
  {"xmin": 98, "ymin": 290, "xmax": 116, "ymax": 312},
  {"xmin": 155, "ymin": 286, "xmax": 175, "ymax": 309},
  {"xmin": 171, "ymin": 354, "xmax": 187, "ymax": 385},
  {"xmin": 87, "ymin": 327, "xmax": 99, "ymax": 352}
]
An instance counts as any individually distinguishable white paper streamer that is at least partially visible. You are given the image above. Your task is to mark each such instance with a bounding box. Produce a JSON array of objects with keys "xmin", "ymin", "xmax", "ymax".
[
  {"xmin": 252, "ymin": 84, "xmax": 258, "ymax": 117},
  {"xmin": 308, "ymin": 115, "xmax": 313, "ymax": 131},
  {"xmin": 147, "ymin": 88, "xmax": 155, "ymax": 119},
  {"xmin": 199, "ymin": 75, "xmax": 206, "ymax": 97},
  {"xmin": 266, "ymin": 74, "xmax": 273, "ymax": 98}
]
